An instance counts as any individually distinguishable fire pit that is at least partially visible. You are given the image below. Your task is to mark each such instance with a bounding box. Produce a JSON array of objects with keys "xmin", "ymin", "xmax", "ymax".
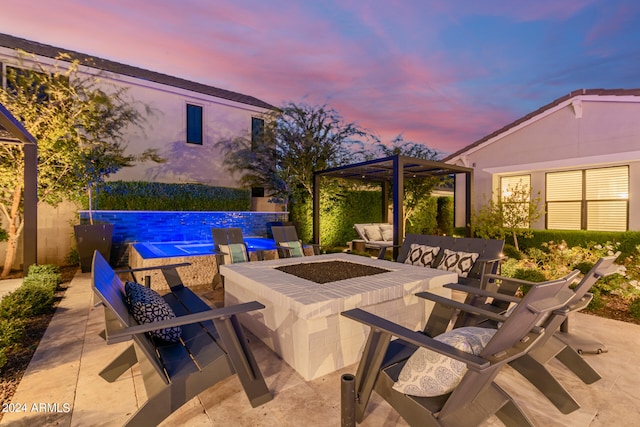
[
  {"xmin": 220, "ymin": 253, "xmax": 456, "ymax": 380},
  {"xmin": 276, "ymin": 260, "xmax": 390, "ymax": 284}
]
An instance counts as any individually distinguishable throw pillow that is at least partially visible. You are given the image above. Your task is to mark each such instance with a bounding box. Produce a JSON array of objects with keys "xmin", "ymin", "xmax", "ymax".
[
  {"xmin": 281, "ymin": 240, "xmax": 305, "ymax": 257},
  {"xmin": 364, "ymin": 225, "xmax": 383, "ymax": 241},
  {"xmin": 435, "ymin": 249, "xmax": 479, "ymax": 277},
  {"xmin": 404, "ymin": 244, "xmax": 441, "ymax": 267},
  {"xmin": 218, "ymin": 243, "xmax": 249, "ymax": 264},
  {"xmin": 124, "ymin": 281, "xmax": 182, "ymax": 342},
  {"xmin": 379, "ymin": 224, "xmax": 394, "ymax": 241},
  {"xmin": 392, "ymin": 326, "xmax": 496, "ymax": 397}
]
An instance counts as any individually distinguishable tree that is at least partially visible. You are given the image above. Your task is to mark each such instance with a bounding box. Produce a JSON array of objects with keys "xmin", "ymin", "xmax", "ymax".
[
  {"xmin": 217, "ymin": 102, "xmax": 370, "ymax": 210},
  {"xmin": 364, "ymin": 135, "xmax": 447, "ymax": 231},
  {"xmin": 471, "ymin": 181, "xmax": 544, "ymax": 251},
  {"xmin": 0, "ymin": 52, "xmax": 160, "ymax": 276}
]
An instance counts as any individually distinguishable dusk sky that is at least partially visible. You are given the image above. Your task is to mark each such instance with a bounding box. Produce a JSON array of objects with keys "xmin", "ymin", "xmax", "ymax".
[{"xmin": 2, "ymin": 0, "xmax": 640, "ymax": 154}]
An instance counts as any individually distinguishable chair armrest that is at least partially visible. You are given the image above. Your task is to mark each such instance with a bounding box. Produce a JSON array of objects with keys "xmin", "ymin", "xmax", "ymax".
[
  {"xmin": 415, "ymin": 291, "xmax": 509, "ymax": 323},
  {"xmin": 444, "ymin": 283, "xmax": 522, "ymax": 304},
  {"xmin": 115, "ymin": 262, "xmax": 192, "ymax": 274},
  {"xmin": 341, "ymin": 308, "xmax": 489, "ymax": 369},
  {"xmin": 105, "ymin": 301, "xmax": 265, "ymax": 343}
]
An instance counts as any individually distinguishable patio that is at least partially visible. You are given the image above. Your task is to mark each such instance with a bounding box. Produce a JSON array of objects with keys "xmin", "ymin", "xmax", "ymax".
[{"xmin": 1, "ymin": 270, "xmax": 639, "ymax": 426}]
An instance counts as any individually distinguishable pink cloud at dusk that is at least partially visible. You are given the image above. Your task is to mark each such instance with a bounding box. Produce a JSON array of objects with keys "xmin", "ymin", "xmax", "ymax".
[{"xmin": 2, "ymin": 0, "xmax": 640, "ymax": 155}]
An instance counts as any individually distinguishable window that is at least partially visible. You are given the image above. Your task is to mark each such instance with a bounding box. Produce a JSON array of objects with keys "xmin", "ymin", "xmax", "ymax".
[
  {"xmin": 546, "ymin": 166, "xmax": 628, "ymax": 231},
  {"xmin": 500, "ymin": 175, "xmax": 531, "ymax": 228},
  {"xmin": 186, "ymin": 104, "xmax": 203, "ymax": 145},
  {"xmin": 251, "ymin": 117, "xmax": 264, "ymax": 151}
]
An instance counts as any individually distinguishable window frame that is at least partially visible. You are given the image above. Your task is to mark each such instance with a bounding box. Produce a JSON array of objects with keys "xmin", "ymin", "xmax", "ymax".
[{"xmin": 186, "ymin": 103, "xmax": 203, "ymax": 145}]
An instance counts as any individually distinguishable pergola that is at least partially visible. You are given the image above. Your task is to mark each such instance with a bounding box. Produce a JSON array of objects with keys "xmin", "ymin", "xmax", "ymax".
[
  {"xmin": 312, "ymin": 154, "xmax": 473, "ymax": 258},
  {"xmin": 0, "ymin": 103, "xmax": 37, "ymax": 271}
]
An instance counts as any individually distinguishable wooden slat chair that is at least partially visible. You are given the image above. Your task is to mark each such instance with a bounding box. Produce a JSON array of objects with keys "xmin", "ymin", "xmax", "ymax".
[
  {"xmin": 92, "ymin": 251, "xmax": 271, "ymax": 427},
  {"xmin": 272, "ymin": 225, "xmax": 320, "ymax": 258},
  {"xmin": 341, "ymin": 270, "xmax": 577, "ymax": 427},
  {"xmin": 418, "ymin": 254, "xmax": 619, "ymax": 414}
]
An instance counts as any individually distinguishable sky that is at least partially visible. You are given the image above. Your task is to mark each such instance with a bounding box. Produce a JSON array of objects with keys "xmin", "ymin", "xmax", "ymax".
[{"xmin": 2, "ymin": 0, "xmax": 640, "ymax": 155}]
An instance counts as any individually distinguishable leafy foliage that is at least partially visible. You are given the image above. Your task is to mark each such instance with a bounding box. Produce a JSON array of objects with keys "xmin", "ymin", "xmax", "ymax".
[
  {"xmin": 94, "ymin": 181, "xmax": 251, "ymax": 211},
  {"xmin": 0, "ymin": 52, "xmax": 161, "ymax": 275},
  {"xmin": 217, "ymin": 102, "xmax": 369, "ymax": 209},
  {"xmin": 472, "ymin": 182, "xmax": 544, "ymax": 251}
]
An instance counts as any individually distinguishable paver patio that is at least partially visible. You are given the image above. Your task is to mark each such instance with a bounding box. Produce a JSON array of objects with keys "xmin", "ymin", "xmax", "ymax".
[{"xmin": 1, "ymin": 270, "xmax": 639, "ymax": 426}]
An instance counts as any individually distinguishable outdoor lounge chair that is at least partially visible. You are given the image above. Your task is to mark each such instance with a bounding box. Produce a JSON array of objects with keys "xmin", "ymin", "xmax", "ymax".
[
  {"xmin": 417, "ymin": 254, "xmax": 619, "ymax": 414},
  {"xmin": 211, "ymin": 227, "xmax": 262, "ymax": 288},
  {"xmin": 272, "ymin": 225, "xmax": 320, "ymax": 258},
  {"xmin": 341, "ymin": 270, "xmax": 578, "ymax": 426},
  {"xmin": 353, "ymin": 223, "xmax": 396, "ymax": 258}
]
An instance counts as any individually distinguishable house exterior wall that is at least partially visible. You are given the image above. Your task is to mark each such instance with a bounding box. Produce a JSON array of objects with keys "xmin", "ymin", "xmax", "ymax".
[
  {"xmin": 449, "ymin": 96, "xmax": 640, "ymax": 231},
  {"xmin": 0, "ymin": 45, "xmax": 275, "ymax": 269}
]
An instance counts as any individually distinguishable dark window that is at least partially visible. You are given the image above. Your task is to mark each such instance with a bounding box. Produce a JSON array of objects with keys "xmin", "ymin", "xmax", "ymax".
[
  {"xmin": 251, "ymin": 117, "xmax": 264, "ymax": 151},
  {"xmin": 5, "ymin": 66, "xmax": 50, "ymax": 102},
  {"xmin": 186, "ymin": 104, "xmax": 203, "ymax": 145}
]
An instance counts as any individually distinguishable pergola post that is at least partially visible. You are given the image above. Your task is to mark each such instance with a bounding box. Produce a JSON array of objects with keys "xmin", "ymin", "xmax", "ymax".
[
  {"xmin": 392, "ymin": 156, "xmax": 403, "ymax": 260},
  {"xmin": 381, "ymin": 181, "xmax": 389, "ymax": 223},
  {"xmin": 23, "ymin": 143, "xmax": 38, "ymax": 270},
  {"xmin": 312, "ymin": 172, "xmax": 321, "ymax": 245}
]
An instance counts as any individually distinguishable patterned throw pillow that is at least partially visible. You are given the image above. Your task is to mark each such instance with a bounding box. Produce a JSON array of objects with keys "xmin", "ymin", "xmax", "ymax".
[
  {"xmin": 124, "ymin": 281, "xmax": 182, "ymax": 342},
  {"xmin": 218, "ymin": 243, "xmax": 249, "ymax": 264},
  {"xmin": 435, "ymin": 249, "xmax": 479, "ymax": 277},
  {"xmin": 281, "ymin": 240, "xmax": 305, "ymax": 257},
  {"xmin": 392, "ymin": 326, "xmax": 496, "ymax": 397},
  {"xmin": 364, "ymin": 225, "xmax": 383, "ymax": 241},
  {"xmin": 404, "ymin": 244, "xmax": 441, "ymax": 267}
]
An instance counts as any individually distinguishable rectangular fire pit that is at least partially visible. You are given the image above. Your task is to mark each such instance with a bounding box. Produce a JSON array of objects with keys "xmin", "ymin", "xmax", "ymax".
[{"xmin": 220, "ymin": 253, "xmax": 457, "ymax": 380}]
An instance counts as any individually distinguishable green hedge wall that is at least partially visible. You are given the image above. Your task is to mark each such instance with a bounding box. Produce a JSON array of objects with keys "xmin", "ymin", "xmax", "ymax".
[
  {"xmin": 515, "ymin": 229, "xmax": 640, "ymax": 258},
  {"xmin": 94, "ymin": 181, "xmax": 251, "ymax": 211}
]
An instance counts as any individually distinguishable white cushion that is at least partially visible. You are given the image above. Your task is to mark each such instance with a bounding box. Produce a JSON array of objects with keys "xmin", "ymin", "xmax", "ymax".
[
  {"xmin": 218, "ymin": 243, "xmax": 249, "ymax": 264},
  {"xmin": 404, "ymin": 244, "xmax": 441, "ymax": 267},
  {"xmin": 379, "ymin": 224, "xmax": 394, "ymax": 241},
  {"xmin": 435, "ymin": 249, "xmax": 479, "ymax": 277},
  {"xmin": 392, "ymin": 326, "xmax": 496, "ymax": 397},
  {"xmin": 364, "ymin": 225, "xmax": 383, "ymax": 241}
]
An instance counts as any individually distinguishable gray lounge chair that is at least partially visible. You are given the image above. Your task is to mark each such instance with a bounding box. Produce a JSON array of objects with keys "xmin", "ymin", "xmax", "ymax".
[
  {"xmin": 341, "ymin": 270, "xmax": 577, "ymax": 426},
  {"xmin": 211, "ymin": 227, "xmax": 260, "ymax": 288},
  {"xmin": 418, "ymin": 254, "xmax": 619, "ymax": 414},
  {"xmin": 271, "ymin": 225, "xmax": 320, "ymax": 258}
]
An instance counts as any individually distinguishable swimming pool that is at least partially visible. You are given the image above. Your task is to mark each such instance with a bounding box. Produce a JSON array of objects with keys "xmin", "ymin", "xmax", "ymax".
[{"xmin": 132, "ymin": 237, "xmax": 277, "ymax": 259}]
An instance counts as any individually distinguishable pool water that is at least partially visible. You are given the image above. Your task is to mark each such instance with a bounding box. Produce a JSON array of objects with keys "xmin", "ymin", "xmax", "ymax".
[{"xmin": 132, "ymin": 237, "xmax": 277, "ymax": 259}]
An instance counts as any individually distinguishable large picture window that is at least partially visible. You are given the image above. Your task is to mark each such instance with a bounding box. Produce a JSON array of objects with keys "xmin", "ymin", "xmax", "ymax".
[
  {"xmin": 546, "ymin": 166, "xmax": 628, "ymax": 231},
  {"xmin": 186, "ymin": 104, "xmax": 203, "ymax": 145}
]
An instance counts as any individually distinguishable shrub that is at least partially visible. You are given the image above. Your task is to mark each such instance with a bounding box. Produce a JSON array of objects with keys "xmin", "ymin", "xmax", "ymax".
[
  {"xmin": 513, "ymin": 268, "xmax": 547, "ymax": 295},
  {"xmin": 28, "ymin": 264, "xmax": 60, "ymax": 276},
  {"xmin": 629, "ymin": 297, "xmax": 640, "ymax": 320},
  {"xmin": 587, "ymin": 287, "xmax": 605, "ymax": 311},
  {"xmin": 502, "ymin": 244, "xmax": 523, "ymax": 261},
  {"xmin": 0, "ymin": 282, "xmax": 55, "ymax": 319},
  {"xmin": 0, "ymin": 318, "xmax": 24, "ymax": 348},
  {"xmin": 573, "ymin": 261, "xmax": 595, "ymax": 275}
]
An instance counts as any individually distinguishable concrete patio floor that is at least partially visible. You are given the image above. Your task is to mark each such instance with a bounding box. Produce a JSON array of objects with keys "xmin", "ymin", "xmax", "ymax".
[{"xmin": 1, "ymin": 270, "xmax": 639, "ymax": 426}]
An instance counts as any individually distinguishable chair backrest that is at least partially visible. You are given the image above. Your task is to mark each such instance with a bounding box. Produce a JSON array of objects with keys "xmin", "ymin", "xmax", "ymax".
[
  {"xmin": 271, "ymin": 225, "xmax": 298, "ymax": 244},
  {"xmin": 91, "ymin": 250, "xmax": 132, "ymax": 328},
  {"xmin": 211, "ymin": 227, "xmax": 245, "ymax": 250},
  {"xmin": 480, "ymin": 269, "xmax": 579, "ymax": 358}
]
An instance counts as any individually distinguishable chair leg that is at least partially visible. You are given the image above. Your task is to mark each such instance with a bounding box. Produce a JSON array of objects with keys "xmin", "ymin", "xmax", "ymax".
[
  {"xmin": 99, "ymin": 344, "xmax": 137, "ymax": 382},
  {"xmin": 495, "ymin": 400, "xmax": 535, "ymax": 427},
  {"xmin": 554, "ymin": 345, "xmax": 602, "ymax": 384},
  {"xmin": 509, "ymin": 354, "xmax": 580, "ymax": 414}
]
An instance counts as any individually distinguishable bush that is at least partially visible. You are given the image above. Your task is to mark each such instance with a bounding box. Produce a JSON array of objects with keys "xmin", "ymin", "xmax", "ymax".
[
  {"xmin": 502, "ymin": 244, "xmax": 523, "ymax": 261},
  {"xmin": 587, "ymin": 287, "xmax": 605, "ymax": 311},
  {"xmin": 28, "ymin": 264, "xmax": 60, "ymax": 276},
  {"xmin": 513, "ymin": 268, "xmax": 547, "ymax": 295},
  {"xmin": 573, "ymin": 261, "xmax": 595, "ymax": 275},
  {"xmin": 0, "ymin": 282, "xmax": 56, "ymax": 319},
  {"xmin": 0, "ymin": 318, "xmax": 24, "ymax": 348},
  {"xmin": 629, "ymin": 297, "xmax": 640, "ymax": 320}
]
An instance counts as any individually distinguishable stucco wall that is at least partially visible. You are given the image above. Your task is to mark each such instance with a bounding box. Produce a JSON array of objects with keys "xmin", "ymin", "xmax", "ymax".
[{"xmin": 452, "ymin": 98, "xmax": 640, "ymax": 231}]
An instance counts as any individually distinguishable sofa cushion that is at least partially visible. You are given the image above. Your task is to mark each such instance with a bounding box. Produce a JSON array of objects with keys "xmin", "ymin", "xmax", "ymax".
[
  {"xmin": 435, "ymin": 249, "xmax": 479, "ymax": 278},
  {"xmin": 364, "ymin": 225, "xmax": 383, "ymax": 241},
  {"xmin": 280, "ymin": 240, "xmax": 305, "ymax": 257},
  {"xmin": 404, "ymin": 244, "xmax": 441, "ymax": 268},
  {"xmin": 125, "ymin": 281, "xmax": 182, "ymax": 342},
  {"xmin": 392, "ymin": 326, "xmax": 496, "ymax": 397},
  {"xmin": 218, "ymin": 243, "xmax": 249, "ymax": 264},
  {"xmin": 379, "ymin": 224, "xmax": 394, "ymax": 241}
]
